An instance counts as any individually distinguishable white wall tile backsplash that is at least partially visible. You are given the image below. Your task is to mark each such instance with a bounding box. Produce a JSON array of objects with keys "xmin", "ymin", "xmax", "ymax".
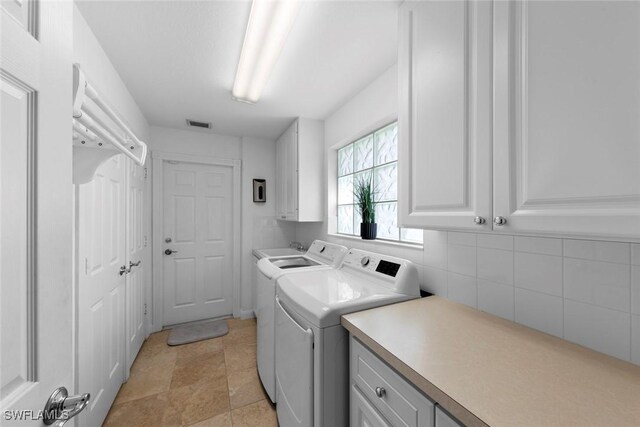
[
  {"xmin": 563, "ymin": 239, "xmax": 630, "ymax": 264},
  {"xmin": 317, "ymin": 227, "xmax": 640, "ymax": 365},
  {"xmin": 563, "ymin": 258, "xmax": 630, "ymax": 312},
  {"xmin": 632, "ymin": 244, "xmax": 640, "ymax": 265},
  {"xmin": 564, "ymin": 299, "xmax": 631, "ymax": 361},
  {"xmin": 477, "ymin": 248, "xmax": 513, "ymax": 285},
  {"xmin": 633, "ymin": 315, "xmax": 640, "ymax": 364},
  {"xmin": 447, "ymin": 272, "xmax": 477, "ymax": 308},
  {"xmin": 447, "ymin": 244, "xmax": 476, "ymax": 277},
  {"xmin": 514, "ymin": 288, "xmax": 564, "ymax": 338},
  {"xmin": 477, "ymin": 279, "xmax": 514, "ymax": 321},
  {"xmin": 514, "ymin": 236, "xmax": 562, "ymax": 256},
  {"xmin": 514, "ymin": 252, "xmax": 563, "ymax": 296},
  {"xmin": 632, "ymin": 266, "xmax": 640, "ymax": 316}
]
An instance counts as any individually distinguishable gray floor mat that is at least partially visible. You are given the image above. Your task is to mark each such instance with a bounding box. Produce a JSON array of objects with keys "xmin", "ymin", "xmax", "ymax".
[{"xmin": 167, "ymin": 318, "xmax": 229, "ymax": 346}]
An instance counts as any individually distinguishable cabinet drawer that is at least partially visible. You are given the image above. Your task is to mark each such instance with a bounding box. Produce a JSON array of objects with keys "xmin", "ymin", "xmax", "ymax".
[
  {"xmin": 351, "ymin": 384, "xmax": 392, "ymax": 427},
  {"xmin": 351, "ymin": 337, "xmax": 434, "ymax": 427}
]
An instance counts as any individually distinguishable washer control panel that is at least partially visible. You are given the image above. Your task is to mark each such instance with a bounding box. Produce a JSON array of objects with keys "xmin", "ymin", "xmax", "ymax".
[{"xmin": 307, "ymin": 240, "xmax": 348, "ymax": 266}]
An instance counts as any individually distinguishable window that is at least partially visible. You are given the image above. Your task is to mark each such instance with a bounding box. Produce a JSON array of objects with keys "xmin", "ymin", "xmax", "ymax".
[{"xmin": 337, "ymin": 122, "xmax": 423, "ymax": 244}]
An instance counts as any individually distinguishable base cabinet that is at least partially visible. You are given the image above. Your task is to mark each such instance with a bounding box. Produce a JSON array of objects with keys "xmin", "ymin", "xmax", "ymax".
[{"xmin": 350, "ymin": 337, "xmax": 436, "ymax": 427}]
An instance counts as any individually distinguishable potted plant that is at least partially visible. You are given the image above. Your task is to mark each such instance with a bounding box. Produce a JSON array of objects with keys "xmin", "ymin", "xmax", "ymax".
[{"xmin": 354, "ymin": 175, "xmax": 377, "ymax": 240}]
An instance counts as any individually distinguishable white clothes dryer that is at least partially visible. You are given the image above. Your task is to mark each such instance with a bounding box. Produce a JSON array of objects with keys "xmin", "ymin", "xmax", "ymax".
[
  {"xmin": 274, "ymin": 248, "xmax": 420, "ymax": 427},
  {"xmin": 255, "ymin": 240, "xmax": 347, "ymax": 402}
]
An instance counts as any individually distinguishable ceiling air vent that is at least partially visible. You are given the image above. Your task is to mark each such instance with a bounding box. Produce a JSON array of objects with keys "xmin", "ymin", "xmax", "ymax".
[{"xmin": 186, "ymin": 119, "xmax": 212, "ymax": 129}]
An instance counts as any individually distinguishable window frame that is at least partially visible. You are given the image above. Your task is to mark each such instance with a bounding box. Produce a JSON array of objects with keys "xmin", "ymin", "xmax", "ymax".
[{"xmin": 335, "ymin": 121, "xmax": 423, "ymax": 245}]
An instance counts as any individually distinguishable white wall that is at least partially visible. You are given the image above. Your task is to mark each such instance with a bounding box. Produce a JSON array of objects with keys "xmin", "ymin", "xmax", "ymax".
[
  {"xmin": 73, "ymin": 5, "xmax": 149, "ymax": 140},
  {"xmin": 149, "ymin": 126, "xmax": 241, "ymax": 159},
  {"xmin": 241, "ymin": 137, "xmax": 296, "ymax": 316},
  {"xmin": 295, "ymin": 63, "xmax": 640, "ymax": 366},
  {"xmin": 149, "ymin": 126, "xmax": 295, "ymax": 319}
]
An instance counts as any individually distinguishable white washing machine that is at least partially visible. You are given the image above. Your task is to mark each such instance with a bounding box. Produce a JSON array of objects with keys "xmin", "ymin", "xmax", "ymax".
[
  {"xmin": 256, "ymin": 240, "xmax": 347, "ymax": 403},
  {"xmin": 274, "ymin": 248, "xmax": 420, "ymax": 427}
]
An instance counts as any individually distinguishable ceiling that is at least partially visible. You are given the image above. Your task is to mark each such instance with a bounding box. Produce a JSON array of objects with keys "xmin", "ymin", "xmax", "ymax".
[{"xmin": 76, "ymin": 0, "xmax": 400, "ymax": 139}]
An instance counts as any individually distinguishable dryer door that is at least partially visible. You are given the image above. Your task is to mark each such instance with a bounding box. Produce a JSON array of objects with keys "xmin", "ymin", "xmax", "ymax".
[{"xmin": 275, "ymin": 295, "xmax": 314, "ymax": 427}]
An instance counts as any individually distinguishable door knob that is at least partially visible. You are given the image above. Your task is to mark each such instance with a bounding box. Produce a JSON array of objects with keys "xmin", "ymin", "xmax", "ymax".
[
  {"xmin": 493, "ymin": 216, "xmax": 508, "ymax": 226},
  {"xmin": 375, "ymin": 387, "xmax": 386, "ymax": 398},
  {"xmin": 165, "ymin": 249, "xmax": 178, "ymax": 255},
  {"xmin": 43, "ymin": 386, "xmax": 90, "ymax": 426},
  {"xmin": 119, "ymin": 265, "xmax": 130, "ymax": 276},
  {"xmin": 129, "ymin": 260, "xmax": 142, "ymax": 268},
  {"xmin": 474, "ymin": 216, "xmax": 486, "ymax": 225}
]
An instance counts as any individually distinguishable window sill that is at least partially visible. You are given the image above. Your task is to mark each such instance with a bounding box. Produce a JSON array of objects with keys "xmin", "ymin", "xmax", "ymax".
[{"xmin": 327, "ymin": 233, "xmax": 423, "ymax": 251}]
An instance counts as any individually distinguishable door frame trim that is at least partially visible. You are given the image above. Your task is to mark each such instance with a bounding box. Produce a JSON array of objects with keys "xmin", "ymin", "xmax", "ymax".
[{"xmin": 151, "ymin": 151, "xmax": 242, "ymax": 332}]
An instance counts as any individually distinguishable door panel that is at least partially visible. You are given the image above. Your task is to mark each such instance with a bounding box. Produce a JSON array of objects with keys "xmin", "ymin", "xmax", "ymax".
[
  {"xmin": 1, "ymin": 1, "xmax": 74, "ymax": 425},
  {"xmin": 126, "ymin": 159, "xmax": 146, "ymax": 372},
  {"xmin": 163, "ymin": 161, "xmax": 234, "ymax": 325},
  {"xmin": 0, "ymin": 71, "xmax": 34, "ymax": 402},
  {"xmin": 78, "ymin": 155, "xmax": 126, "ymax": 426},
  {"xmin": 493, "ymin": 0, "xmax": 640, "ymax": 238},
  {"xmin": 398, "ymin": 0, "xmax": 492, "ymax": 231}
]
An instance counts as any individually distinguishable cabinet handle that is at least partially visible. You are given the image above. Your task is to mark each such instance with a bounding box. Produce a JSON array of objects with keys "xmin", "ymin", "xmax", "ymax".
[
  {"xmin": 474, "ymin": 216, "xmax": 486, "ymax": 225},
  {"xmin": 375, "ymin": 387, "xmax": 386, "ymax": 398},
  {"xmin": 493, "ymin": 216, "xmax": 507, "ymax": 226}
]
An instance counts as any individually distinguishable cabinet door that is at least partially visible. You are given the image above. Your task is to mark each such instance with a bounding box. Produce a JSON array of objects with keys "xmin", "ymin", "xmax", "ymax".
[
  {"xmin": 398, "ymin": 0, "xmax": 492, "ymax": 231},
  {"xmin": 493, "ymin": 1, "xmax": 640, "ymax": 239},
  {"xmin": 435, "ymin": 406, "xmax": 462, "ymax": 427},
  {"xmin": 276, "ymin": 133, "xmax": 287, "ymax": 219},
  {"xmin": 285, "ymin": 122, "xmax": 298, "ymax": 220},
  {"xmin": 351, "ymin": 385, "xmax": 392, "ymax": 427}
]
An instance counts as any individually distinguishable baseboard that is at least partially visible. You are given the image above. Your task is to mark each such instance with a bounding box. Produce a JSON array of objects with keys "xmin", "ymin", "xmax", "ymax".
[{"xmin": 239, "ymin": 309, "xmax": 256, "ymax": 320}]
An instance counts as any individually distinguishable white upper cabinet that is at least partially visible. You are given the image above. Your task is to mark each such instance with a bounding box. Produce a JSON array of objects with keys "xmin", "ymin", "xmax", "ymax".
[
  {"xmin": 493, "ymin": 0, "xmax": 640, "ymax": 239},
  {"xmin": 399, "ymin": 0, "xmax": 640, "ymax": 239},
  {"xmin": 276, "ymin": 118, "xmax": 324, "ymax": 222},
  {"xmin": 398, "ymin": 0, "xmax": 493, "ymax": 231}
]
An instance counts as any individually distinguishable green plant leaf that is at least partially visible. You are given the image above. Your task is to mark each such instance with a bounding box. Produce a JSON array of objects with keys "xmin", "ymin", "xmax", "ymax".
[{"xmin": 353, "ymin": 175, "xmax": 377, "ymax": 224}]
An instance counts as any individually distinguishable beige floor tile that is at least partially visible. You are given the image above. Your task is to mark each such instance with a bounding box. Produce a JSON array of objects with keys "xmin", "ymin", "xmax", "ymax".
[
  {"xmin": 175, "ymin": 337, "xmax": 225, "ymax": 361},
  {"xmin": 227, "ymin": 318, "xmax": 256, "ymax": 331},
  {"xmin": 224, "ymin": 343, "xmax": 256, "ymax": 373},
  {"xmin": 115, "ymin": 358, "xmax": 175, "ymax": 404},
  {"xmin": 104, "ymin": 392, "xmax": 167, "ymax": 427},
  {"xmin": 227, "ymin": 367, "xmax": 268, "ymax": 409},
  {"xmin": 161, "ymin": 380, "xmax": 230, "ymax": 426},
  {"xmin": 171, "ymin": 350, "xmax": 226, "ymax": 389},
  {"xmin": 188, "ymin": 412, "xmax": 232, "ymax": 427},
  {"xmin": 223, "ymin": 325, "xmax": 257, "ymax": 347},
  {"xmin": 230, "ymin": 399, "xmax": 277, "ymax": 427}
]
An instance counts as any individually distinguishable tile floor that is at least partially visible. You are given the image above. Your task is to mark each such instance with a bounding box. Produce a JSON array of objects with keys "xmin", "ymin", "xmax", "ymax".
[{"xmin": 103, "ymin": 318, "xmax": 278, "ymax": 427}]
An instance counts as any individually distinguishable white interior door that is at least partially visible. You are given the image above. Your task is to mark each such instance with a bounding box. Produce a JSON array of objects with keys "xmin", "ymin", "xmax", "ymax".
[
  {"xmin": 125, "ymin": 158, "xmax": 146, "ymax": 373},
  {"xmin": 77, "ymin": 155, "xmax": 126, "ymax": 426},
  {"xmin": 162, "ymin": 161, "xmax": 234, "ymax": 326},
  {"xmin": 1, "ymin": 0, "xmax": 76, "ymax": 425}
]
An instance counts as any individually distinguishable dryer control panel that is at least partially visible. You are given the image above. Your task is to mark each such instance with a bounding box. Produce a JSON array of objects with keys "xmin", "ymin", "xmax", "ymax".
[{"xmin": 339, "ymin": 249, "xmax": 419, "ymax": 296}]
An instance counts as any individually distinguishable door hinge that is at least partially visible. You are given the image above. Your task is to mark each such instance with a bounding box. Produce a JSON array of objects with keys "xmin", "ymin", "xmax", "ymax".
[
  {"xmin": 144, "ymin": 303, "xmax": 148, "ymax": 315},
  {"xmin": 143, "ymin": 167, "xmax": 148, "ymax": 179},
  {"xmin": 143, "ymin": 235, "xmax": 148, "ymax": 247},
  {"xmin": 84, "ymin": 258, "xmax": 88, "ymax": 275}
]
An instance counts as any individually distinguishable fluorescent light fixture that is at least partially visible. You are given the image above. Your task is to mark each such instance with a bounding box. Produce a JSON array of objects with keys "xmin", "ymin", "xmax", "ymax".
[{"xmin": 232, "ymin": 0, "xmax": 301, "ymax": 104}]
